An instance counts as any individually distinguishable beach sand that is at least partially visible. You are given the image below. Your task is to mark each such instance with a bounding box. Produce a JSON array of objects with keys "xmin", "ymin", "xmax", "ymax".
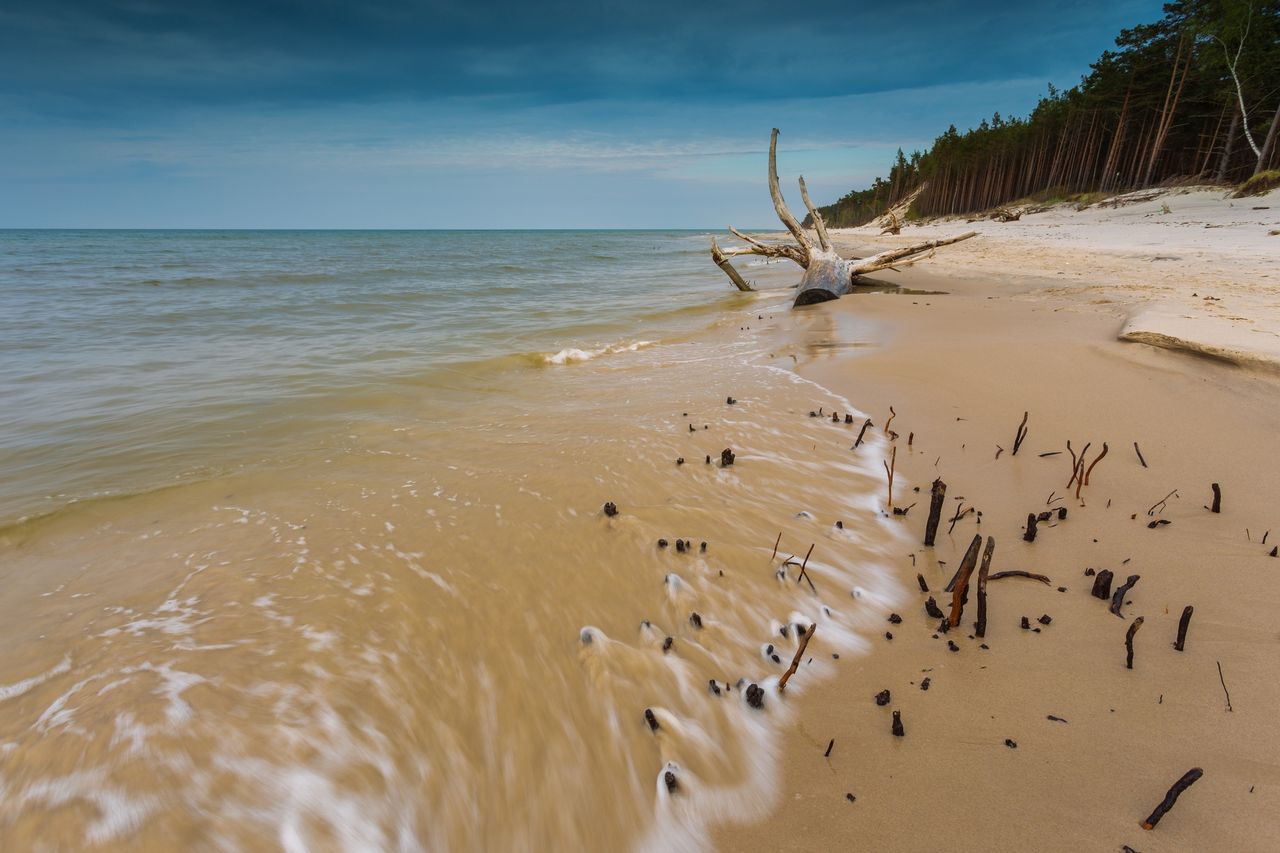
[{"xmin": 717, "ymin": 187, "xmax": 1280, "ymax": 851}]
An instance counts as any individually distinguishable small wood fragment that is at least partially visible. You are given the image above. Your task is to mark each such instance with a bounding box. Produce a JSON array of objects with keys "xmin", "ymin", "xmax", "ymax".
[
  {"xmin": 988, "ymin": 571, "xmax": 1051, "ymax": 585},
  {"xmin": 924, "ymin": 479, "xmax": 947, "ymax": 546},
  {"xmin": 1110, "ymin": 574, "xmax": 1141, "ymax": 617},
  {"xmin": 853, "ymin": 418, "xmax": 872, "ymax": 448},
  {"xmin": 948, "ymin": 534, "xmax": 985, "ymax": 627},
  {"xmin": 974, "ymin": 537, "xmax": 995, "ymax": 638},
  {"xmin": 1174, "ymin": 605, "xmax": 1193, "ymax": 651},
  {"xmin": 777, "ymin": 623, "xmax": 816, "ymax": 691},
  {"xmin": 1134, "ymin": 442, "xmax": 1148, "ymax": 468},
  {"xmin": 1140, "ymin": 768, "xmax": 1203, "ymax": 830},
  {"xmin": 1012, "ymin": 411, "xmax": 1029, "ymax": 455},
  {"xmin": 891, "ymin": 710, "xmax": 904, "ymax": 737},
  {"xmin": 1209, "ymin": 483, "xmax": 1221, "ymax": 513},
  {"xmin": 1125, "ymin": 616, "xmax": 1144, "ymax": 669},
  {"xmin": 824, "ymin": 738, "xmax": 834, "ymax": 757},
  {"xmin": 1023, "ymin": 513, "xmax": 1038, "ymax": 543},
  {"xmin": 1091, "ymin": 569, "xmax": 1115, "ymax": 600},
  {"xmin": 916, "ymin": 573, "xmax": 929, "ymax": 593}
]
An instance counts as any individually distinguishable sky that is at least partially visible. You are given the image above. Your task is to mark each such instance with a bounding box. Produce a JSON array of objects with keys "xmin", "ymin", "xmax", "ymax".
[{"xmin": 0, "ymin": 0, "xmax": 1166, "ymax": 228}]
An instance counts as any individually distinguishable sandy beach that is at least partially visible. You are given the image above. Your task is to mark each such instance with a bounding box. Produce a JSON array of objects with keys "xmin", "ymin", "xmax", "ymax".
[{"xmin": 716, "ymin": 187, "xmax": 1280, "ymax": 850}]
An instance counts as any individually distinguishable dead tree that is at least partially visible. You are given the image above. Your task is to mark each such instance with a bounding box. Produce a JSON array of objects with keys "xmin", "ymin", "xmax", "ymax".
[{"xmin": 710, "ymin": 129, "xmax": 977, "ymax": 306}]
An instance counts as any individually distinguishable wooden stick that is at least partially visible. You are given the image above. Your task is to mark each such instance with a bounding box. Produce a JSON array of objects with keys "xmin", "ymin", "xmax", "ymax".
[
  {"xmin": 796, "ymin": 543, "xmax": 816, "ymax": 592},
  {"xmin": 944, "ymin": 534, "xmax": 984, "ymax": 592},
  {"xmin": 988, "ymin": 570, "xmax": 1051, "ymax": 585},
  {"xmin": 947, "ymin": 504, "xmax": 973, "ymax": 535},
  {"xmin": 778, "ymin": 623, "xmax": 816, "ymax": 691},
  {"xmin": 853, "ymin": 418, "xmax": 872, "ymax": 448},
  {"xmin": 1125, "ymin": 616, "xmax": 1144, "ymax": 669},
  {"xmin": 974, "ymin": 537, "xmax": 995, "ymax": 637},
  {"xmin": 883, "ymin": 446, "xmax": 896, "ymax": 509},
  {"xmin": 1023, "ymin": 512, "xmax": 1038, "ymax": 542},
  {"xmin": 916, "ymin": 573, "xmax": 929, "ymax": 593},
  {"xmin": 1110, "ymin": 574, "xmax": 1141, "ymax": 617},
  {"xmin": 1012, "ymin": 411, "xmax": 1029, "ymax": 455},
  {"xmin": 1210, "ymin": 483, "xmax": 1222, "ymax": 513},
  {"xmin": 884, "ymin": 406, "xmax": 896, "ymax": 436},
  {"xmin": 1174, "ymin": 605, "xmax": 1193, "ymax": 651},
  {"xmin": 924, "ymin": 478, "xmax": 947, "ymax": 546},
  {"xmin": 1134, "ymin": 441, "xmax": 1148, "ymax": 468},
  {"xmin": 1083, "ymin": 442, "xmax": 1108, "ymax": 486},
  {"xmin": 1216, "ymin": 661, "xmax": 1233, "ymax": 712},
  {"xmin": 1091, "ymin": 569, "xmax": 1115, "ymax": 600},
  {"xmin": 891, "ymin": 710, "xmax": 904, "ymax": 737},
  {"xmin": 1141, "ymin": 768, "xmax": 1203, "ymax": 830},
  {"xmin": 770, "ymin": 531, "xmax": 782, "ymax": 561},
  {"xmin": 947, "ymin": 534, "xmax": 985, "ymax": 627}
]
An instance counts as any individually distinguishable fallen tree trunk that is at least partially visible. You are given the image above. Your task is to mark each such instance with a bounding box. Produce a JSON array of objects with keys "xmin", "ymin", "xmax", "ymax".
[{"xmin": 710, "ymin": 129, "xmax": 977, "ymax": 306}]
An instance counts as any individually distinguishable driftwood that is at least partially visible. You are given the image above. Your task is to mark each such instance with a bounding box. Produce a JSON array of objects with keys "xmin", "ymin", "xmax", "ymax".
[
  {"xmin": 1012, "ymin": 412, "xmax": 1029, "ymax": 455},
  {"xmin": 1141, "ymin": 768, "xmax": 1203, "ymax": 830},
  {"xmin": 1209, "ymin": 483, "xmax": 1222, "ymax": 513},
  {"xmin": 710, "ymin": 129, "xmax": 976, "ymax": 305},
  {"xmin": 1110, "ymin": 574, "xmax": 1141, "ymax": 617},
  {"xmin": 777, "ymin": 623, "xmax": 816, "ymax": 691},
  {"xmin": 974, "ymin": 537, "xmax": 996, "ymax": 637},
  {"xmin": 988, "ymin": 570, "xmax": 1051, "ymax": 585},
  {"xmin": 924, "ymin": 478, "xmax": 947, "ymax": 546},
  {"xmin": 947, "ymin": 535, "xmax": 985, "ymax": 627},
  {"xmin": 1125, "ymin": 617, "xmax": 1144, "ymax": 668},
  {"xmin": 1174, "ymin": 605, "xmax": 1193, "ymax": 651},
  {"xmin": 1091, "ymin": 569, "xmax": 1115, "ymax": 600}
]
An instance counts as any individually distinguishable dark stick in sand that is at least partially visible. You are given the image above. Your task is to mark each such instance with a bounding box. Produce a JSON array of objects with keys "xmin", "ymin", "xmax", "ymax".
[
  {"xmin": 1110, "ymin": 574, "xmax": 1141, "ymax": 617},
  {"xmin": 796, "ymin": 544, "xmax": 817, "ymax": 592},
  {"xmin": 1174, "ymin": 606, "xmax": 1193, "ymax": 651},
  {"xmin": 770, "ymin": 531, "xmax": 782, "ymax": 561},
  {"xmin": 1091, "ymin": 569, "xmax": 1115, "ymax": 600},
  {"xmin": 884, "ymin": 406, "xmax": 896, "ymax": 436},
  {"xmin": 854, "ymin": 418, "xmax": 872, "ymax": 448},
  {"xmin": 916, "ymin": 573, "xmax": 929, "ymax": 593},
  {"xmin": 947, "ymin": 504, "xmax": 973, "ymax": 535},
  {"xmin": 1216, "ymin": 661, "xmax": 1233, "ymax": 712},
  {"xmin": 1209, "ymin": 483, "xmax": 1222, "ymax": 513},
  {"xmin": 1141, "ymin": 768, "xmax": 1203, "ymax": 830},
  {"xmin": 1134, "ymin": 442, "xmax": 1148, "ymax": 468},
  {"xmin": 1012, "ymin": 411, "xmax": 1029, "ymax": 455},
  {"xmin": 924, "ymin": 479, "xmax": 947, "ymax": 546},
  {"xmin": 777, "ymin": 623, "xmax": 816, "ymax": 691},
  {"xmin": 1147, "ymin": 489, "xmax": 1177, "ymax": 516},
  {"xmin": 824, "ymin": 738, "xmax": 834, "ymax": 757},
  {"xmin": 1125, "ymin": 617, "xmax": 1144, "ymax": 668},
  {"xmin": 1083, "ymin": 442, "xmax": 1108, "ymax": 485},
  {"xmin": 883, "ymin": 446, "xmax": 896, "ymax": 509},
  {"xmin": 891, "ymin": 710, "xmax": 904, "ymax": 737},
  {"xmin": 1023, "ymin": 512, "xmax": 1038, "ymax": 542},
  {"xmin": 988, "ymin": 570, "xmax": 1051, "ymax": 585},
  {"xmin": 944, "ymin": 533, "xmax": 984, "ymax": 592},
  {"xmin": 947, "ymin": 534, "xmax": 985, "ymax": 626},
  {"xmin": 974, "ymin": 537, "xmax": 995, "ymax": 638}
]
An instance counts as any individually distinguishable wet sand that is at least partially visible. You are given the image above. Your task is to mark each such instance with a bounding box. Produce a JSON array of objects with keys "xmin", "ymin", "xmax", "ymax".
[{"xmin": 717, "ymin": 198, "xmax": 1280, "ymax": 850}]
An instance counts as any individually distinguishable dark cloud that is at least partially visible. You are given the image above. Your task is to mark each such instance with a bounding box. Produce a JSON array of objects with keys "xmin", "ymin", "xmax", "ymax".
[{"xmin": 3, "ymin": 0, "xmax": 1163, "ymax": 115}]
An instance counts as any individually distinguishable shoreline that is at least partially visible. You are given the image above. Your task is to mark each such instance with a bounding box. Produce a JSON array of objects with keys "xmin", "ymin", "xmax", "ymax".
[{"xmin": 716, "ymin": 189, "xmax": 1280, "ymax": 850}]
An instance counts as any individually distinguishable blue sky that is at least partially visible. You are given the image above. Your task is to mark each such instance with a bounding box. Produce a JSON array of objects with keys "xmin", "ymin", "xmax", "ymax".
[{"xmin": 1, "ymin": 0, "xmax": 1165, "ymax": 228}]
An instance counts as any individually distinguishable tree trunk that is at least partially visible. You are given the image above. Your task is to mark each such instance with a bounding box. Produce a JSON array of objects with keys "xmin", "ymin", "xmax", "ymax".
[
  {"xmin": 710, "ymin": 130, "xmax": 978, "ymax": 306},
  {"xmin": 1217, "ymin": 107, "xmax": 1241, "ymax": 183},
  {"xmin": 1256, "ymin": 100, "xmax": 1280, "ymax": 176}
]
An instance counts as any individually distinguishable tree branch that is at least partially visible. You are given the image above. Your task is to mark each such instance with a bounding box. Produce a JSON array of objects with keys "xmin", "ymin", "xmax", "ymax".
[
  {"xmin": 768, "ymin": 128, "xmax": 812, "ymax": 263},
  {"xmin": 797, "ymin": 176, "xmax": 833, "ymax": 252}
]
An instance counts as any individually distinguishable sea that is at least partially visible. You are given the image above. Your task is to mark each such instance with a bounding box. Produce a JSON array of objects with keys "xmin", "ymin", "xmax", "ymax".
[{"xmin": 0, "ymin": 229, "xmax": 904, "ymax": 850}]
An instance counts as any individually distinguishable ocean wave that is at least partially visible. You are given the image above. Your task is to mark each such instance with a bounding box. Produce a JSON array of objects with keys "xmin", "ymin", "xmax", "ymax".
[{"xmin": 542, "ymin": 339, "xmax": 655, "ymax": 365}]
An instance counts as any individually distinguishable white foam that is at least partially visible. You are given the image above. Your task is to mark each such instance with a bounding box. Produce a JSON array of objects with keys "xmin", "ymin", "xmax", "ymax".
[{"xmin": 544, "ymin": 339, "xmax": 654, "ymax": 365}]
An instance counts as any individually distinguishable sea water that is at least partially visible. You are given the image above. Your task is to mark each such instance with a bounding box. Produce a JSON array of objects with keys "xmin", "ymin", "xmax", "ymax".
[{"xmin": 0, "ymin": 229, "xmax": 903, "ymax": 850}]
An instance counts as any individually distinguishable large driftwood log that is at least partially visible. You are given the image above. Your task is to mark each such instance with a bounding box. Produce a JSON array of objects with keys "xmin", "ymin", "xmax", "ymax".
[{"xmin": 710, "ymin": 129, "xmax": 977, "ymax": 306}]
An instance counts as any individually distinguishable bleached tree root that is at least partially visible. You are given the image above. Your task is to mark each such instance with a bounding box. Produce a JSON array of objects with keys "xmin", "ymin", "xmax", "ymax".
[{"xmin": 710, "ymin": 130, "xmax": 977, "ymax": 306}]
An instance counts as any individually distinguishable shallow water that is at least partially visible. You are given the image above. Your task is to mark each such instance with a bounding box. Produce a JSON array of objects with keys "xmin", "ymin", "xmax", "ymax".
[{"xmin": 0, "ymin": 230, "xmax": 905, "ymax": 849}]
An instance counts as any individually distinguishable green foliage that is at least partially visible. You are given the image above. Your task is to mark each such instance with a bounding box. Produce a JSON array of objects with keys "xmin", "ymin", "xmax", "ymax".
[{"xmin": 812, "ymin": 0, "xmax": 1280, "ymax": 225}]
